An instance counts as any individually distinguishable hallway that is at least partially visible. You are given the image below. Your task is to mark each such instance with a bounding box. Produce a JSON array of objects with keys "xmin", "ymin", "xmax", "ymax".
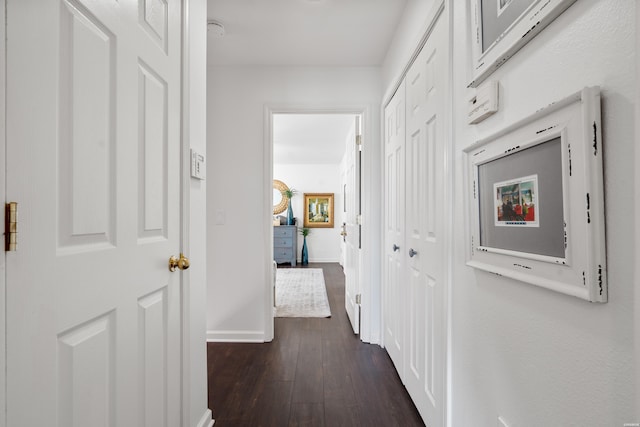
[{"xmin": 207, "ymin": 263, "xmax": 424, "ymax": 426}]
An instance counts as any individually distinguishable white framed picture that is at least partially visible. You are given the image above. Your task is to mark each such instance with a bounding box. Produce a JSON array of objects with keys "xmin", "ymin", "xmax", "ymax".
[
  {"xmin": 469, "ymin": 0, "xmax": 577, "ymax": 88},
  {"xmin": 464, "ymin": 87, "xmax": 607, "ymax": 302}
]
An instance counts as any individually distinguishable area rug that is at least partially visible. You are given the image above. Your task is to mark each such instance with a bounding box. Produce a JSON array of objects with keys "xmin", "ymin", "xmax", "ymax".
[{"xmin": 275, "ymin": 268, "xmax": 331, "ymax": 318}]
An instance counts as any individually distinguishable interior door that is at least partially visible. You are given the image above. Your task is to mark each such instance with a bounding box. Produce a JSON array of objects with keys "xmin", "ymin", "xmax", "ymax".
[
  {"xmin": 6, "ymin": 1, "xmax": 183, "ymax": 426},
  {"xmin": 383, "ymin": 80, "xmax": 406, "ymax": 374},
  {"xmin": 404, "ymin": 13, "xmax": 447, "ymax": 427},
  {"xmin": 344, "ymin": 116, "xmax": 361, "ymax": 334}
]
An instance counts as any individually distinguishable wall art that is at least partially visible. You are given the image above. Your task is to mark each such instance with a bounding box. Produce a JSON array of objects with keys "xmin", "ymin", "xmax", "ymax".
[
  {"xmin": 464, "ymin": 87, "xmax": 607, "ymax": 302},
  {"xmin": 469, "ymin": 0, "xmax": 577, "ymax": 87}
]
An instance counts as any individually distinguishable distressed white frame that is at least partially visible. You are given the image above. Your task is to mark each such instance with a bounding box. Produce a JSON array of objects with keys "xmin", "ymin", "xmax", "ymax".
[
  {"xmin": 469, "ymin": 0, "xmax": 577, "ymax": 88},
  {"xmin": 464, "ymin": 87, "xmax": 607, "ymax": 302}
]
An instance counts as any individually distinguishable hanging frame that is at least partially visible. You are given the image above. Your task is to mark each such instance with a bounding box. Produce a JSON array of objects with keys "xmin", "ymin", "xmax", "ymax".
[{"xmin": 464, "ymin": 87, "xmax": 607, "ymax": 302}]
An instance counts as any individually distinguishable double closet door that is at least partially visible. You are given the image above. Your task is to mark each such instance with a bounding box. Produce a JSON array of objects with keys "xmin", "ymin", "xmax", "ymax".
[{"xmin": 383, "ymin": 12, "xmax": 448, "ymax": 427}]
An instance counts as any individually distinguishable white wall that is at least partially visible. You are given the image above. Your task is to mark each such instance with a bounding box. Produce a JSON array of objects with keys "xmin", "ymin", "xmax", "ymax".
[
  {"xmin": 381, "ymin": 0, "xmax": 636, "ymax": 425},
  {"xmin": 207, "ymin": 66, "xmax": 381, "ymax": 342},
  {"xmin": 273, "ymin": 163, "xmax": 343, "ymax": 263},
  {"xmin": 448, "ymin": 1, "xmax": 635, "ymax": 425},
  {"xmin": 185, "ymin": 1, "xmax": 211, "ymax": 426}
]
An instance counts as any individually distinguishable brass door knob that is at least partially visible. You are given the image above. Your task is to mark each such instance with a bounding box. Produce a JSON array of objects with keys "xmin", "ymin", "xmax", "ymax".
[{"xmin": 169, "ymin": 253, "xmax": 190, "ymax": 272}]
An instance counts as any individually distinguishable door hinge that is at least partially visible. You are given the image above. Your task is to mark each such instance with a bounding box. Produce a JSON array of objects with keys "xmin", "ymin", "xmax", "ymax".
[
  {"xmin": 356, "ymin": 214, "xmax": 362, "ymax": 225},
  {"xmin": 356, "ymin": 134, "xmax": 362, "ymax": 146},
  {"xmin": 355, "ymin": 294, "xmax": 362, "ymax": 304},
  {"xmin": 5, "ymin": 202, "xmax": 18, "ymax": 251}
]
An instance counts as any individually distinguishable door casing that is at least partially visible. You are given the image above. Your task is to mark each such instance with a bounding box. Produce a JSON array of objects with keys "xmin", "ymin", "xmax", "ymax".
[
  {"xmin": 0, "ymin": 0, "xmax": 7, "ymax": 425},
  {"xmin": 264, "ymin": 105, "xmax": 374, "ymax": 342}
]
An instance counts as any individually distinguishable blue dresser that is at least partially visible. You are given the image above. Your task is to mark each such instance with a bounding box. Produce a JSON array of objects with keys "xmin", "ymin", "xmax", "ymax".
[{"xmin": 274, "ymin": 225, "xmax": 297, "ymax": 266}]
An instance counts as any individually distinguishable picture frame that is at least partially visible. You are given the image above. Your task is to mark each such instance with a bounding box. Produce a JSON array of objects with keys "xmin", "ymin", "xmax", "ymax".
[
  {"xmin": 304, "ymin": 193, "xmax": 334, "ymax": 228},
  {"xmin": 463, "ymin": 87, "xmax": 607, "ymax": 302},
  {"xmin": 469, "ymin": 0, "xmax": 577, "ymax": 88}
]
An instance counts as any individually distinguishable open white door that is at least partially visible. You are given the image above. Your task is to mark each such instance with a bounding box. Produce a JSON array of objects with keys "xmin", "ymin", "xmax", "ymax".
[
  {"xmin": 6, "ymin": 1, "xmax": 184, "ymax": 426},
  {"xmin": 344, "ymin": 116, "xmax": 361, "ymax": 334}
]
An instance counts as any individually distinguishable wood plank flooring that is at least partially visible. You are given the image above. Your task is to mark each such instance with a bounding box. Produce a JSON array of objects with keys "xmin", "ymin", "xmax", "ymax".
[{"xmin": 207, "ymin": 262, "xmax": 424, "ymax": 427}]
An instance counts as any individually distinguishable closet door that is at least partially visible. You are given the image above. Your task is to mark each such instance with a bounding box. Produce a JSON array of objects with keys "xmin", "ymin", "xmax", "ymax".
[
  {"xmin": 383, "ymin": 80, "xmax": 406, "ymax": 374},
  {"xmin": 404, "ymin": 13, "xmax": 448, "ymax": 427}
]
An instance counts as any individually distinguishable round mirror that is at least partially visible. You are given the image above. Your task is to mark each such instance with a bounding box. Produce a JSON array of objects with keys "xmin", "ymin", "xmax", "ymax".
[
  {"xmin": 273, "ymin": 179, "xmax": 290, "ymax": 215},
  {"xmin": 273, "ymin": 188, "xmax": 283, "ymax": 208}
]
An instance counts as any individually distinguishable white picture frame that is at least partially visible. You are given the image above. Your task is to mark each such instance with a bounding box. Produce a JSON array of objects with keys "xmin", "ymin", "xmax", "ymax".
[
  {"xmin": 469, "ymin": 0, "xmax": 577, "ymax": 88},
  {"xmin": 464, "ymin": 87, "xmax": 607, "ymax": 302}
]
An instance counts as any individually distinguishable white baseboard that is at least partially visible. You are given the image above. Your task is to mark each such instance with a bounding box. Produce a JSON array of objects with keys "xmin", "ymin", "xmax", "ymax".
[
  {"xmin": 196, "ymin": 409, "xmax": 214, "ymax": 427},
  {"xmin": 206, "ymin": 330, "xmax": 265, "ymax": 343},
  {"xmin": 296, "ymin": 258, "xmax": 340, "ymax": 263}
]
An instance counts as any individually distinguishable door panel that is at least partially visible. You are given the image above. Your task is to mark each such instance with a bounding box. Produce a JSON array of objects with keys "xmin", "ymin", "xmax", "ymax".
[
  {"xmin": 58, "ymin": 312, "xmax": 115, "ymax": 426},
  {"xmin": 404, "ymin": 14, "xmax": 447, "ymax": 427},
  {"xmin": 59, "ymin": 0, "xmax": 116, "ymax": 251},
  {"xmin": 6, "ymin": 1, "xmax": 182, "ymax": 426},
  {"xmin": 383, "ymin": 81, "xmax": 405, "ymax": 373}
]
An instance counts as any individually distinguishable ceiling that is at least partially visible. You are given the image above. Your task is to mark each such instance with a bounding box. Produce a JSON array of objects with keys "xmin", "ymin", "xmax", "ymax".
[
  {"xmin": 206, "ymin": 0, "xmax": 408, "ymax": 67},
  {"xmin": 273, "ymin": 114, "xmax": 356, "ymax": 164},
  {"xmin": 207, "ymin": 1, "xmax": 405, "ymax": 165}
]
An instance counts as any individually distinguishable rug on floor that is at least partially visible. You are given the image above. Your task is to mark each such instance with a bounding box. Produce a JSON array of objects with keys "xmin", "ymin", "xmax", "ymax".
[{"xmin": 275, "ymin": 268, "xmax": 331, "ymax": 318}]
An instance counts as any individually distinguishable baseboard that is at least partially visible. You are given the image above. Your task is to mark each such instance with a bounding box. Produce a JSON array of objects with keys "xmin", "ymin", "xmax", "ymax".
[
  {"xmin": 206, "ymin": 330, "xmax": 265, "ymax": 343},
  {"xmin": 296, "ymin": 258, "xmax": 340, "ymax": 263},
  {"xmin": 196, "ymin": 409, "xmax": 214, "ymax": 427}
]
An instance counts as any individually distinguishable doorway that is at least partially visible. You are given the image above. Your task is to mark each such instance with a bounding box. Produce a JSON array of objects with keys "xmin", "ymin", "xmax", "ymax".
[{"xmin": 266, "ymin": 109, "xmax": 365, "ymax": 339}]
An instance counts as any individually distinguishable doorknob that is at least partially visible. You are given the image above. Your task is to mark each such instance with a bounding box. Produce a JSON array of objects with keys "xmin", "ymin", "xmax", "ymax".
[
  {"xmin": 169, "ymin": 253, "xmax": 190, "ymax": 272},
  {"xmin": 393, "ymin": 244, "xmax": 400, "ymax": 252},
  {"xmin": 409, "ymin": 248, "xmax": 418, "ymax": 258},
  {"xmin": 340, "ymin": 222, "xmax": 347, "ymax": 237}
]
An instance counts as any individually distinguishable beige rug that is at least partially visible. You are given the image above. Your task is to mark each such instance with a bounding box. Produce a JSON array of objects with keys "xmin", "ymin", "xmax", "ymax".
[{"xmin": 275, "ymin": 268, "xmax": 331, "ymax": 318}]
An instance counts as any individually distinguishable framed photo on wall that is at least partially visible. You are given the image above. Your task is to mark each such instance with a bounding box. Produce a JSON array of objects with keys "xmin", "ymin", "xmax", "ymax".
[
  {"xmin": 464, "ymin": 87, "xmax": 607, "ymax": 302},
  {"xmin": 469, "ymin": 0, "xmax": 577, "ymax": 87},
  {"xmin": 304, "ymin": 193, "xmax": 335, "ymax": 228}
]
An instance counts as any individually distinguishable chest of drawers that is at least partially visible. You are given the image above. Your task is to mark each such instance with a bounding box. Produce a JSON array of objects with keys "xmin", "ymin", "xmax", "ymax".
[{"xmin": 273, "ymin": 225, "xmax": 297, "ymax": 266}]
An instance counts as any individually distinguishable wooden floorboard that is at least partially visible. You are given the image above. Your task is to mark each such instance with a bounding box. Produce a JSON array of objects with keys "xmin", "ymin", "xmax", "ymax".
[{"xmin": 207, "ymin": 262, "xmax": 424, "ymax": 426}]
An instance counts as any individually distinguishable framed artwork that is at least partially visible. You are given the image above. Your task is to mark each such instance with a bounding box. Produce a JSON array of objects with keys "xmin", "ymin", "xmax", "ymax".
[
  {"xmin": 304, "ymin": 193, "xmax": 334, "ymax": 228},
  {"xmin": 464, "ymin": 87, "xmax": 607, "ymax": 302},
  {"xmin": 469, "ymin": 0, "xmax": 577, "ymax": 87}
]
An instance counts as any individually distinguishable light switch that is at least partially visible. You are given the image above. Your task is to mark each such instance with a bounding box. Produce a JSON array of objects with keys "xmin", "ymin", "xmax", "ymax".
[
  {"xmin": 190, "ymin": 149, "xmax": 206, "ymax": 180},
  {"xmin": 468, "ymin": 80, "xmax": 499, "ymax": 124}
]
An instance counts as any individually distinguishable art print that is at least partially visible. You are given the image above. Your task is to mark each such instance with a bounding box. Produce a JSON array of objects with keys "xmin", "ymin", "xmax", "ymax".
[{"xmin": 494, "ymin": 175, "xmax": 538, "ymax": 227}]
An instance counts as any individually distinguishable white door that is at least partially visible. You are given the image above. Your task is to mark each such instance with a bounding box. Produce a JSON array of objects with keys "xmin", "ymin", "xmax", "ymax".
[
  {"xmin": 344, "ymin": 116, "xmax": 361, "ymax": 334},
  {"xmin": 6, "ymin": 1, "xmax": 183, "ymax": 426},
  {"xmin": 383, "ymin": 80, "xmax": 406, "ymax": 374},
  {"xmin": 404, "ymin": 14, "xmax": 448, "ymax": 427}
]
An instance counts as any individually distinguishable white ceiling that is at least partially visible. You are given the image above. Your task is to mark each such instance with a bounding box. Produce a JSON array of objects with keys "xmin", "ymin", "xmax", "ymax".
[
  {"xmin": 207, "ymin": 1, "xmax": 404, "ymax": 165},
  {"xmin": 206, "ymin": 0, "xmax": 407, "ymax": 66},
  {"xmin": 273, "ymin": 114, "xmax": 355, "ymax": 164}
]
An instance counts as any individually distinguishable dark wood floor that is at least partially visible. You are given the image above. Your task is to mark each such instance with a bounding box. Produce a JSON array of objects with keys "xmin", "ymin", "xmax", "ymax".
[{"xmin": 207, "ymin": 262, "xmax": 424, "ymax": 427}]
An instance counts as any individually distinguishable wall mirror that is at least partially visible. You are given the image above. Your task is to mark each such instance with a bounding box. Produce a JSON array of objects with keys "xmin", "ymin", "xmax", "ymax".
[{"xmin": 273, "ymin": 179, "xmax": 290, "ymax": 215}]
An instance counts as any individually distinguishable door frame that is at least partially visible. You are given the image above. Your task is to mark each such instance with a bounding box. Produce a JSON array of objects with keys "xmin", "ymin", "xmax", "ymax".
[
  {"xmin": 180, "ymin": 0, "xmax": 193, "ymax": 425},
  {"xmin": 263, "ymin": 105, "xmax": 375, "ymax": 342},
  {"xmin": 1, "ymin": 0, "xmax": 6, "ymax": 424},
  {"xmin": 635, "ymin": 3, "xmax": 640, "ymax": 421}
]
